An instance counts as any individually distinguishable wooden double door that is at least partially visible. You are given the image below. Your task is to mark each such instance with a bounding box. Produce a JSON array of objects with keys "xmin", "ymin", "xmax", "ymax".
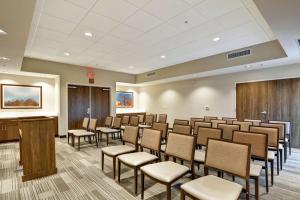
[{"xmin": 68, "ymin": 85, "xmax": 110, "ymax": 130}]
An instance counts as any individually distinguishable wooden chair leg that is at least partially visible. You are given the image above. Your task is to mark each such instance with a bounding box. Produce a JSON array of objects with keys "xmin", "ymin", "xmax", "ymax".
[
  {"xmin": 107, "ymin": 133, "xmax": 109, "ymax": 146},
  {"xmin": 288, "ymin": 135, "xmax": 291, "ymax": 155},
  {"xmin": 254, "ymin": 176, "xmax": 259, "ymax": 200},
  {"xmin": 67, "ymin": 133, "xmax": 70, "ymax": 144},
  {"xmin": 167, "ymin": 184, "xmax": 171, "ymax": 200},
  {"xmin": 265, "ymin": 161, "xmax": 269, "ymax": 193},
  {"xmin": 246, "ymin": 180, "xmax": 250, "ymax": 200},
  {"xmin": 180, "ymin": 190, "xmax": 185, "ymax": 200},
  {"xmin": 101, "ymin": 152, "xmax": 104, "ymax": 171},
  {"xmin": 141, "ymin": 172, "xmax": 145, "ymax": 200},
  {"xmin": 118, "ymin": 160, "xmax": 121, "ymax": 183},
  {"xmin": 280, "ymin": 149, "xmax": 283, "ymax": 170},
  {"xmin": 270, "ymin": 160, "xmax": 274, "ymax": 185},
  {"xmin": 134, "ymin": 168, "xmax": 138, "ymax": 195},
  {"xmin": 78, "ymin": 137, "xmax": 80, "ymax": 151},
  {"xmin": 72, "ymin": 135, "xmax": 74, "ymax": 147},
  {"xmin": 284, "ymin": 141, "xmax": 287, "ymax": 163},
  {"xmin": 113, "ymin": 157, "xmax": 116, "ymax": 179},
  {"xmin": 276, "ymin": 151, "xmax": 280, "ymax": 175}
]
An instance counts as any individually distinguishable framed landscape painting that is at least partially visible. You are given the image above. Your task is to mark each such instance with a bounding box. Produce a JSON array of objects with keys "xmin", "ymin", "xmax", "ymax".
[
  {"xmin": 1, "ymin": 84, "xmax": 42, "ymax": 109},
  {"xmin": 116, "ymin": 91, "xmax": 133, "ymax": 108}
]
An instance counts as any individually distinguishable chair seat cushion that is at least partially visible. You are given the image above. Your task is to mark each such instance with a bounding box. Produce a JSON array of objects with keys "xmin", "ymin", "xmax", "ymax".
[
  {"xmin": 268, "ymin": 151, "xmax": 275, "ymax": 160},
  {"xmin": 250, "ymin": 163, "xmax": 262, "ymax": 177},
  {"xmin": 141, "ymin": 161, "xmax": 189, "ymax": 183},
  {"xmin": 118, "ymin": 152, "xmax": 158, "ymax": 166},
  {"xmin": 68, "ymin": 129, "xmax": 86, "ymax": 134},
  {"xmin": 98, "ymin": 127, "xmax": 120, "ymax": 133},
  {"xmin": 194, "ymin": 150, "xmax": 206, "ymax": 163},
  {"xmin": 73, "ymin": 131, "xmax": 95, "ymax": 137},
  {"xmin": 121, "ymin": 125, "xmax": 125, "ymax": 130},
  {"xmin": 102, "ymin": 145, "xmax": 135, "ymax": 157},
  {"xmin": 138, "ymin": 124, "xmax": 152, "ymax": 128},
  {"xmin": 161, "ymin": 144, "xmax": 166, "ymax": 152},
  {"xmin": 181, "ymin": 175, "xmax": 243, "ymax": 200}
]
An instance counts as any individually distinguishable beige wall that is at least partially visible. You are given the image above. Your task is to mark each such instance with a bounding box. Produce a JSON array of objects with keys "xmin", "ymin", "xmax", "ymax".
[
  {"xmin": 0, "ymin": 73, "xmax": 58, "ymax": 117},
  {"xmin": 139, "ymin": 63, "xmax": 300, "ymax": 125},
  {"xmin": 22, "ymin": 57, "xmax": 135, "ymax": 135}
]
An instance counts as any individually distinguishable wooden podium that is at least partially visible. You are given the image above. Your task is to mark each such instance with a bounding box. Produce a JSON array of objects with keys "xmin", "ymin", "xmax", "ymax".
[{"xmin": 19, "ymin": 117, "xmax": 57, "ymax": 182}]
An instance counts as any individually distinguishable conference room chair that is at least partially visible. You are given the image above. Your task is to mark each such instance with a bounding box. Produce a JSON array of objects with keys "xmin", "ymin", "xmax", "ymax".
[
  {"xmin": 270, "ymin": 120, "xmax": 292, "ymax": 155},
  {"xmin": 194, "ymin": 127, "xmax": 222, "ymax": 169},
  {"xmin": 97, "ymin": 117, "xmax": 122, "ymax": 146},
  {"xmin": 129, "ymin": 116, "xmax": 139, "ymax": 126},
  {"xmin": 117, "ymin": 129, "xmax": 162, "ymax": 195},
  {"xmin": 140, "ymin": 133, "xmax": 196, "ymax": 200},
  {"xmin": 233, "ymin": 121, "xmax": 253, "ymax": 131},
  {"xmin": 190, "ymin": 117, "xmax": 204, "ymax": 130},
  {"xmin": 211, "ymin": 119, "xmax": 226, "ymax": 128},
  {"xmin": 233, "ymin": 131, "xmax": 269, "ymax": 198},
  {"xmin": 172, "ymin": 124, "xmax": 192, "ymax": 135},
  {"xmin": 101, "ymin": 126, "xmax": 139, "ymax": 179},
  {"xmin": 173, "ymin": 119, "xmax": 189, "ymax": 125},
  {"xmin": 222, "ymin": 117, "xmax": 237, "ymax": 124},
  {"xmin": 245, "ymin": 119, "xmax": 262, "ymax": 126},
  {"xmin": 158, "ymin": 114, "xmax": 167, "ymax": 123},
  {"xmin": 194, "ymin": 121, "xmax": 212, "ymax": 135},
  {"xmin": 72, "ymin": 118, "xmax": 98, "ymax": 151},
  {"xmin": 250, "ymin": 126, "xmax": 279, "ymax": 177},
  {"xmin": 204, "ymin": 116, "xmax": 218, "ymax": 122},
  {"xmin": 218, "ymin": 123, "xmax": 240, "ymax": 140},
  {"xmin": 122, "ymin": 115, "xmax": 130, "ymax": 125},
  {"xmin": 67, "ymin": 117, "xmax": 89, "ymax": 146},
  {"xmin": 152, "ymin": 122, "xmax": 168, "ymax": 142},
  {"xmin": 180, "ymin": 139, "xmax": 251, "ymax": 200},
  {"xmin": 137, "ymin": 114, "xmax": 145, "ymax": 124}
]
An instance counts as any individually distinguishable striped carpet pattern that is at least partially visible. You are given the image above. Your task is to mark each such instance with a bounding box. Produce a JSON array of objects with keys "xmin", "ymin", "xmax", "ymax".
[{"xmin": 0, "ymin": 138, "xmax": 300, "ymax": 200}]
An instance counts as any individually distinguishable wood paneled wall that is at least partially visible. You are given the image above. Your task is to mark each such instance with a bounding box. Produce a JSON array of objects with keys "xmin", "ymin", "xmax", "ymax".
[{"xmin": 236, "ymin": 78, "xmax": 300, "ymax": 148}]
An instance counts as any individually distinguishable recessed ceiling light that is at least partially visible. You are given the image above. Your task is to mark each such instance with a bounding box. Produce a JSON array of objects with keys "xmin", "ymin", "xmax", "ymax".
[
  {"xmin": 160, "ymin": 55, "xmax": 166, "ymax": 59},
  {"xmin": 129, "ymin": 65, "xmax": 135, "ymax": 69},
  {"xmin": 84, "ymin": 32, "xmax": 93, "ymax": 37},
  {"xmin": 0, "ymin": 56, "xmax": 9, "ymax": 60},
  {"xmin": 0, "ymin": 29, "xmax": 7, "ymax": 35},
  {"xmin": 213, "ymin": 37, "xmax": 220, "ymax": 42},
  {"xmin": 64, "ymin": 52, "xmax": 70, "ymax": 56}
]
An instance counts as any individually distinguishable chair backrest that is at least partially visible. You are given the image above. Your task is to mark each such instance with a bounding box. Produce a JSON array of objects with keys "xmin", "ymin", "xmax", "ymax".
[
  {"xmin": 144, "ymin": 115, "xmax": 154, "ymax": 125},
  {"xmin": 190, "ymin": 117, "xmax": 204, "ymax": 129},
  {"xmin": 205, "ymin": 139, "xmax": 250, "ymax": 178},
  {"xmin": 244, "ymin": 119, "xmax": 261, "ymax": 126},
  {"xmin": 122, "ymin": 115, "xmax": 130, "ymax": 125},
  {"xmin": 104, "ymin": 116, "xmax": 113, "ymax": 127},
  {"xmin": 233, "ymin": 121, "xmax": 252, "ymax": 132},
  {"xmin": 123, "ymin": 126, "xmax": 139, "ymax": 145},
  {"xmin": 152, "ymin": 122, "xmax": 169, "ymax": 140},
  {"xmin": 196, "ymin": 127, "xmax": 222, "ymax": 146},
  {"xmin": 233, "ymin": 131, "xmax": 268, "ymax": 160},
  {"xmin": 218, "ymin": 124, "xmax": 240, "ymax": 140},
  {"xmin": 249, "ymin": 126, "xmax": 279, "ymax": 148},
  {"xmin": 141, "ymin": 129, "xmax": 162, "ymax": 151},
  {"xmin": 269, "ymin": 120, "xmax": 290, "ymax": 135},
  {"xmin": 204, "ymin": 116, "xmax": 218, "ymax": 122},
  {"xmin": 137, "ymin": 114, "xmax": 144, "ymax": 123},
  {"xmin": 158, "ymin": 114, "xmax": 167, "ymax": 123},
  {"xmin": 211, "ymin": 119, "xmax": 226, "ymax": 128},
  {"xmin": 88, "ymin": 118, "xmax": 97, "ymax": 131},
  {"xmin": 194, "ymin": 121, "xmax": 212, "ymax": 134},
  {"xmin": 165, "ymin": 132, "xmax": 195, "ymax": 162},
  {"xmin": 260, "ymin": 122, "xmax": 285, "ymax": 140},
  {"xmin": 173, "ymin": 124, "xmax": 192, "ymax": 135},
  {"xmin": 174, "ymin": 119, "xmax": 189, "ymax": 125},
  {"xmin": 129, "ymin": 116, "xmax": 139, "ymax": 126},
  {"xmin": 150, "ymin": 113, "xmax": 158, "ymax": 123},
  {"xmin": 112, "ymin": 117, "xmax": 122, "ymax": 129},
  {"xmin": 222, "ymin": 117, "xmax": 237, "ymax": 125},
  {"xmin": 82, "ymin": 117, "xmax": 89, "ymax": 129}
]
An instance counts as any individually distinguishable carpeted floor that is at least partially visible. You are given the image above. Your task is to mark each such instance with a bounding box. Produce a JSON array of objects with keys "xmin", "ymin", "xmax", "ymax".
[{"xmin": 0, "ymin": 138, "xmax": 300, "ymax": 200}]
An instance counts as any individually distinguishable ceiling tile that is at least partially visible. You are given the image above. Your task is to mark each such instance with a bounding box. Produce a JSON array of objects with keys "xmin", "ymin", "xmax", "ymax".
[
  {"xmin": 80, "ymin": 12, "xmax": 120, "ymax": 33},
  {"xmin": 92, "ymin": 0, "xmax": 138, "ymax": 22},
  {"xmin": 124, "ymin": 10, "xmax": 162, "ymax": 32},
  {"xmin": 66, "ymin": 0, "xmax": 97, "ymax": 9},
  {"xmin": 43, "ymin": 0, "xmax": 88, "ymax": 23},
  {"xmin": 126, "ymin": 0, "xmax": 151, "ymax": 8},
  {"xmin": 110, "ymin": 24, "xmax": 144, "ymax": 41},
  {"xmin": 70, "ymin": 25, "xmax": 106, "ymax": 42},
  {"xmin": 35, "ymin": 27, "xmax": 68, "ymax": 43},
  {"xmin": 39, "ymin": 14, "xmax": 77, "ymax": 34},
  {"xmin": 143, "ymin": 0, "xmax": 190, "ymax": 20},
  {"xmin": 184, "ymin": 0, "xmax": 205, "ymax": 6}
]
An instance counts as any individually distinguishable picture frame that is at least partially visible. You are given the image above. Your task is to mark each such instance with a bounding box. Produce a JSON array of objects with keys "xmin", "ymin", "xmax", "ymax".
[
  {"xmin": 1, "ymin": 84, "xmax": 42, "ymax": 109},
  {"xmin": 116, "ymin": 91, "xmax": 133, "ymax": 108}
]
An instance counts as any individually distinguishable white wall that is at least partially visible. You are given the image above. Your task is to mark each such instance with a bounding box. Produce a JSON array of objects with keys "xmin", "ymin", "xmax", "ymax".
[
  {"xmin": 139, "ymin": 63, "xmax": 300, "ymax": 124},
  {"xmin": 116, "ymin": 85, "xmax": 144, "ymax": 113},
  {"xmin": 0, "ymin": 73, "xmax": 58, "ymax": 118}
]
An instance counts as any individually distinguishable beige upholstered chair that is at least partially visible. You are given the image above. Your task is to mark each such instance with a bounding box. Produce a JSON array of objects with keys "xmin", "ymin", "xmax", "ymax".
[
  {"xmin": 245, "ymin": 119, "xmax": 261, "ymax": 126},
  {"xmin": 233, "ymin": 121, "xmax": 252, "ymax": 131},
  {"xmin": 158, "ymin": 114, "xmax": 167, "ymax": 123},
  {"xmin": 67, "ymin": 117, "xmax": 89, "ymax": 146},
  {"xmin": 250, "ymin": 126, "xmax": 280, "ymax": 176},
  {"xmin": 122, "ymin": 115, "xmax": 130, "ymax": 125},
  {"xmin": 172, "ymin": 124, "xmax": 192, "ymax": 135},
  {"xmin": 204, "ymin": 116, "xmax": 218, "ymax": 122},
  {"xmin": 190, "ymin": 117, "xmax": 204, "ymax": 130},
  {"xmin": 211, "ymin": 119, "xmax": 226, "ymax": 128},
  {"xmin": 117, "ymin": 129, "xmax": 162, "ymax": 195},
  {"xmin": 152, "ymin": 122, "xmax": 169, "ymax": 141},
  {"xmin": 270, "ymin": 120, "xmax": 291, "ymax": 156},
  {"xmin": 151, "ymin": 114, "xmax": 158, "ymax": 123},
  {"xmin": 222, "ymin": 117, "xmax": 237, "ymax": 125},
  {"xmin": 101, "ymin": 126, "xmax": 139, "ymax": 178},
  {"xmin": 233, "ymin": 131, "xmax": 269, "ymax": 197},
  {"xmin": 218, "ymin": 124, "xmax": 240, "ymax": 140},
  {"xmin": 141, "ymin": 133, "xmax": 195, "ymax": 200},
  {"xmin": 144, "ymin": 115, "xmax": 154, "ymax": 126},
  {"xmin": 194, "ymin": 121, "xmax": 212, "ymax": 134},
  {"xmin": 129, "ymin": 116, "xmax": 139, "ymax": 126},
  {"xmin": 73, "ymin": 118, "xmax": 98, "ymax": 150},
  {"xmin": 181, "ymin": 139, "xmax": 251, "ymax": 200},
  {"xmin": 97, "ymin": 117, "xmax": 122, "ymax": 146},
  {"xmin": 173, "ymin": 119, "xmax": 189, "ymax": 125},
  {"xmin": 137, "ymin": 114, "xmax": 145, "ymax": 124}
]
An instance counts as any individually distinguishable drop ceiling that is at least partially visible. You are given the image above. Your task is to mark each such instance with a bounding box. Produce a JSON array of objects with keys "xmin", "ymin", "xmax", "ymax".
[{"xmin": 25, "ymin": 0, "xmax": 276, "ymax": 74}]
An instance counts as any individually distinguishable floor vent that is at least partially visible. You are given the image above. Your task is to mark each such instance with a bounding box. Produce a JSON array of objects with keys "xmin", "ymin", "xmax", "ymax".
[
  {"xmin": 147, "ymin": 72, "xmax": 156, "ymax": 76},
  {"xmin": 227, "ymin": 49, "xmax": 251, "ymax": 60}
]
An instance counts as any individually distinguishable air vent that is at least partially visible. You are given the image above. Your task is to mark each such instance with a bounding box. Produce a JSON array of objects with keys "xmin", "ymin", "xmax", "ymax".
[
  {"xmin": 147, "ymin": 72, "xmax": 156, "ymax": 76},
  {"xmin": 227, "ymin": 49, "xmax": 251, "ymax": 60}
]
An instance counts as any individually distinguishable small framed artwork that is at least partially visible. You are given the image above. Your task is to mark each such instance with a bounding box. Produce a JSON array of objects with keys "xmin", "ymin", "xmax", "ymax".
[
  {"xmin": 1, "ymin": 84, "xmax": 42, "ymax": 109},
  {"xmin": 116, "ymin": 91, "xmax": 133, "ymax": 108}
]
